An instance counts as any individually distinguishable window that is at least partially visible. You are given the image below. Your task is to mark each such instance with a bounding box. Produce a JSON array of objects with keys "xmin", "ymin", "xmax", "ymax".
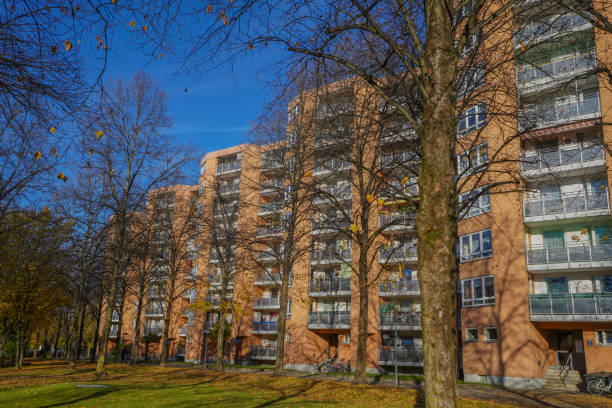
[
  {"xmin": 454, "ymin": 0, "xmax": 475, "ymax": 24},
  {"xmin": 342, "ymin": 334, "xmax": 351, "ymax": 344},
  {"xmin": 460, "ymin": 29, "xmax": 482, "ymax": 58},
  {"xmin": 458, "ymin": 63, "xmax": 485, "ymax": 97},
  {"xmin": 596, "ymin": 331, "xmax": 612, "ymax": 346},
  {"xmin": 457, "ymin": 143, "xmax": 488, "ymax": 176},
  {"xmin": 200, "ymin": 162, "xmax": 206, "ymax": 174},
  {"xmin": 546, "ymin": 277, "xmax": 569, "ymax": 294},
  {"xmin": 457, "ymin": 103, "xmax": 487, "ymax": 136},
  {"xmin": 459, "ymin": 185, "xmax": 490, "ymax": 219},
  {"xmin": 462, "ymin": 276, "xmax": 495, "ymax": 307},
  {"xmin": 484, "ymin": 327, "xmax": 498, "ymax": 342},
  {"xmin": 288, "ymin": 105, "xmax": 300, "ymax": 122},
  {"xmin": 466, "ymin": 328, "xmax": 478, "ymax": 342},
  {"xmin": 601, "ymin": 276, "xmax": 612, "ymax": 293},
  {"xmin": 286, "ymin": 299, "xmax": 292, "ymax": 318},
  {"xmin": 459, "ymin": 229, "xmax": 492, "ymax": 262},
  {"xmin": 286, "ymin": 332, "xmax": 291, "ymax": 343}
]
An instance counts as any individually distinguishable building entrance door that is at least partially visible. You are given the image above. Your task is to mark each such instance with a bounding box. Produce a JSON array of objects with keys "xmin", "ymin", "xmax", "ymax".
[
  {"xmin": 328, "ymin": 334, "xmax": 339, "ymax": 358},
  {"xmin": 553, "ymin": 330, "xmax": 586, "ymax": 372}
]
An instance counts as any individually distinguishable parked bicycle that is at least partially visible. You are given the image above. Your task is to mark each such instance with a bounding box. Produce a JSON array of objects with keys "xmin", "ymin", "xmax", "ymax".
[
  {"xmin": 319, "ymin": 357, "xmax": 351, "ymax": 373},
  {"xmin": 586, "ymin": 372, "xmax": 612, "ymax": 395}
]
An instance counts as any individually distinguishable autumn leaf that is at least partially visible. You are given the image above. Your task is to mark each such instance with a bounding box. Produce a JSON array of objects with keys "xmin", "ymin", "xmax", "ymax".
[
  {"xmin": 109, "ymin": 169, "xmax": 115, "ymax": 176},
  {"xmin": 51, "ymin": 46, "xmax": 57, "ymax": 54},
  {"xmin": 581, "ymin": 228, "xmax": 589, "ymax": 235},
  {"xmin": 206, "ymin": 5, "xmax": 212, "ymax": 14},
  {"xmin": 34, "ymin": 151, "xmax": 41, "ymax": 160},
  {"xmin": 54, "ymin": 154, "xmax": 59, "ymax": 158},
  {"xmin": 142, "ymin": 25, "xmax": 148, "ymax": 32},
  {"xmin": 401, "ymin": 176, "xmax": 410, "ymax": 184},
  {"xmin": 248, "ymin": 44, "xmax": 254, "ymax": 50},
  {"xmin": 158, "ymin": 53, "xmax": 163, "ymax": 59},
  {"xmin": 129, "ymin": 21, "xmax": 135, "ymax": 28},
  {"xmin": 50, "ymin": 149, "xmax": 55, "ymax": 155},
  {"xmin": 89, "ymin": 148, "xmax": 93, "ymax": 156},
  {"xmin": 96, "ymin": 130, "xmax": 104, "ymax": 139},
  {"xmin": 112, "ymin": 0, "xmax": 118, "ymax": 4},
  {"xmin": 65, "ymin": 40, "xmax": 72, "ymax": 51},
  {"xmin": 378, "ymin": 198, "xmax": 385, "ymax": 206},
  {"xmin": 350, "ymin": 224, "xmax": 359, "ymax": 233},
  {"xmin": 50, "ymin": 126, "xmax": 56, "ymax": 133},
  {"xmin": 366, "ymin": 194, "xmax": 375, "ymax": 203},
  {"xmin": 53, "ymin": 193, "xmax": 58, "ymax": 199},
  {"xmin": 57, "ymin": 172, "xmax": 67, "ymax": 182}
]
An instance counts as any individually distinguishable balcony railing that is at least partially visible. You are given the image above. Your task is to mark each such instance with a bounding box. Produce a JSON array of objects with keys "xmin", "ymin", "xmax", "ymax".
[
  {"xmin": 208, "ymin": 275, "xmax": 234, "ymax": 288},
  {"xmin": 311, "ymin": 218, "xmax": 351, "ymax": 233},
  {"xmin": 219, "ymin": 183, "xmax": 240, "ymax": 195},
  {"xmin": 379, "ymin": 245, "xmax": 418, "ymax": 263},
  {"xmin": 261, "ymin": 179, "xmax": 284, "ymax": 194},
  {"xmin": 379, "ymin": 212, "xmax": 416, "ymax": 230},
  {"xmin": 111, "ymin": 311, "xmax": 120, "ymax": 322},
  {"xmin": 529, "ymin": 293, "xmax": 612, "ymax": 321},
  {"xmin": 524, "ymin": 192, "xmax": 609, "ymax": 219},
  {"xmin": 216, "ymin": 160, "xmax": 241, "ymax": 175},
  {"xmin": 109, "ymin": 326, "xmax": 119, "ymax": 338},
  {"xmin": 380, "ymin": 182, "xmax": 419, "ymax": 199},
  {"xmin": 309, "ymin": 279, "xmax": 351, "ymax": 296},
  {"xmin": 314, "ymin": 158, "xmax": 352, "ymax": 175},
  {"xmin": 254, "ymin": 273, "xmax": 281, "ymax": 286},
  {"xmin": 514, "ymin": 12, "xmax": 591, "ymax": 47},
  {"xmin": 521, "ymin": 142, "xmax": 604, "ymax": 175},
  {"xmin": 526, "ymin": 242, "xmax": 612, "ymax": 270},
  {"xmin": 312, "ymin": 184, "xmax": 352, "ymax": 204},
  {"xmin": 253, "ymin": 297, "xmax": 280, "ymax": 309},
  {"xmin": 310, "ymin": 249, "xmax": 351, "ymax": 264},
  {"xmin": 378, "ymin": 348, "xmax": 424, "ymax": 366},
  {"xmin": 314, "ymin": 101, "xmax": 354, "ymax": 119},
  {"xmin": 516, "ymin": 49, "xmax": 596, "ymax": 92},
  {"xmin": 144, "ymin": 308, "xmax": 164, "ymax": 317},
  {"xmin": 380, "ymin": 122, "xmax": 417, "ymax": 144},
  {"xmin": 257, "ymin": 225, "xmax": 284, "ymax": 238},
  {"xmin": 519, "ymin": 90, "xmax": 600, "ymax": 131},
  {"xmin": 251, "ymin": 321, "xmax": 278, "ymax": 334},
  {"xmin": 379, "ymin": 279, "xmax": 420, "ymax": 296},
  {"xmin": 307, "ymin": 311, "xmax": 351, "ymax": 329},
  {"xmin": 144, "ymin": 327, "xmax": 163, "ymax": 336},
  {"xmin": 380, "ymin": 151, "xmax": 418, "ymax": 167},
  {"xmin": 261, "ymin": 159, "xmax": 284, "ymax": 171},
  {"xmin": 250, "ymin": 346, "xmax": 277, "ymax": 360},
  {"xmin": 183, "ymin": 288, "xmax": 196, "ymax": 303},
  {"xmin": 378, "ymin": 313, "xmax": 421, "ymax": 330},
  {"xmin": 258, "ymin": 202, "xmax": 284, "ymax": 215}
]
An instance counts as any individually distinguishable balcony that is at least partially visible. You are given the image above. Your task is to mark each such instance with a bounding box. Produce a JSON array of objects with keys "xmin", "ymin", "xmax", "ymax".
[
  {"xmin": 251, "ymin": 321, "xmax": 277, "ymax": 334},
  {"xmin": 260, "ymin": 179, "xmax": 283, "ymax": 196},
  {"xmin": 178, "ymin": 327, "xmax": 187, "ymax": 337},
  {"xmin": 514, "ymin": 12, "xmax": 591, "ymax": 48},
  {"xmin": 208, "ymin": 275, "xmax": 234, "ymax": 289},
  {"xmin": 258, "ymin": 202, "xmax": 283, "ymax": 216},
  {"xmin": 380, "ymin": 122, "xmax": 416, "ymax": 144},
  {"xmin": 144, "ymin": 307, "xmax": 164, "ymax": 318},
  {"xmin": 256, "ymin": 225, "xmax": 284, "ymax": 239},
  {"xmin": 314, "ymin": 131, "xmax": 352, "ymax": 149},
  {"xmin": 109, "ymin": 326, "xmax": 119, "ymax": 338},
  {"xmin": 380, "ymin": 151, "xmax": 418, "ymax": 168},
  {"xmin": 250, "ymin": 346, "xmax": 277, "ymax": 361},
  {"xmin": 261, "ymin": 159, "xmax": 284, "ymax": 172},
  {"xmin": 379, "ymin": 245, "xmax": 418, "ymax": 264},
  {"xmin": 209, "ymin": 249, "xmax": 235, "ymax": 264},
  {"xmin": 378, "ymin": 348, "xmax": 424, "ymax": 367},
  {"xmin": 313, "ymin": 158, "xmax": 352, "ymax": 177},
  {"xmin": 519, "ymin": 90, "xmax": 600, "ymax": 131},
  {"xmin": 523, "ymin": 192, "xmax": 609, "ymax": 223},
  {"xmin": 379, "ymin": 279, "xmax": 420, "ymax": 297},
  {"xmin": 182, "ymin": 288, "xmax": 196, "ymax": 303},
  {"xmin": 219, "ymin": 183, "xmax": 240, "ymax": 196},
  {"xmin": 516, "ymin": 49, "xmax": 596, "ymax": 95},
  {"xmin": 378, "ymin": 313, "xmax": 421, "ymax": 331},
  {"xmin": 312, "ymin": 184, "xmax": 352, "ymax": 205},
  {"xmin": 379, "ymin": 212, "xmax": 416, "ymax": 232},
  {"xmin": 314, "ymin": 100, "xmax": 354, "ymax": 119},
  {"xmin": 216, "ymin": 160, "xmax": 241, "ymax": 176},
  {"xmin": 380, "ymin": 182, "xmax": 419, "ymax": 200},
  {"xmin": 254, "ymin": 273, "xmax": 281, "ymax": 286},
  {"xmin": 526, "ymin": 242, "xmax": 612, "ymax": 271},
  {"xmin": 307, "ymin": 311, "xmax": 351, "ymax": 329},
  {"xmin": 309, "ymin": 279, "xmax": 351, "ymax": 297},
  {"xmin": 311, "ymin": 218, "xmax": 351, "ymax": 235},
  {"xmin": 310, "ymin": 249, "xmax": 351, "ymax": 265},
  {"xmin": 253, "ymin": 297, "xmax": 280, "ymax": 310},
  {"xmin": 111, "ymin": 311, "xmax": 120, "ymax": 323},
  {"xmin": 144, "ymin": 327, "xmax": 163, "ymax": 336},
  {"xmin": 520, "ymin": 142, "xmax": 604, "ymax": 178},
  {"xmin": 529, "ymin": 293, "xmax": 612, "ymax": 321}
]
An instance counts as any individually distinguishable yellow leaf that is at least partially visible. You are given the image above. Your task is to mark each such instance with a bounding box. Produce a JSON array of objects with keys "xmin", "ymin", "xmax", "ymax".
[
  {"xmin": 601, "ymin": 185, "xmax": 607, "ymax": 190},
  {"xmin": 129, "ymin": 21, "xmax": 135, "ymax": 28},
  {"xmin": 89, "ymin": 148, "xmax": 93, "ymax": 156},
  {"xmin": 366, "ymin": 194, "xmax": 375, "ymax": 203},
  {"xmin": 51, "ymin": 45, "xmax": 57, "ymax": 54},
  {"xmin": 206, "ymin": 5, "xmax": 212, "ymax": 14},
  {"xmin": 158, "ymin": 53, "xmax": 163, "ymax": 59},
  {"xmin": 602, "ymin": 236, "xmax": 609, "ymax": 242},
  {"xmin": 65, "ymin": 40, "xmax": 72, "ymax": 51},
  {"xmin": 57, "ymin": 172, "xmax": 66, "ymax": 181},
  {"xmin": 142, "ymin": 25, "xmax": 148, "ymax": 32},
  {"xmin": 401, "ymin": 176, "xmax": 410, "ymax": 184},
  {"xmin": 581, "ymin": 228, "xmax": 589, "ymax": 235},
  {"xmin": 112, "ymin": 0, "xmax": 118, "ymax": 4},
  {"xmin": 53, "ymin": 193, "xmax": 58, "ymax": 199},
  {"xmin": 34, "ymin": 151, "xmax": 41, "ymax": 160},
  {"xmin": 54, "ymin": 154, "xmax": 59, "ymax": 158},
  {"xmin": 110, "ymin": 169, "xmax": 115, "ymax": 176},
  {"xmin": 51, "ymin": 149, "xmax": 55, "ymax": 155},
  {"xmin": 248, "ymin": 44, "xmax": 254, "ymax": 50},
  {"xmin": 350, "ymin": 224, "xmax": 359, "ymax": 233},
  {"xmin": 50, "ymin": 126, "xmax": 56, "ymax": 133},
  {"xmin": 378, "ymin": 198, "xmax": 385, "ymax": 206},
  {"xmin": 96, "ymin": 130, "xmax": 103, "ymax": 139}
]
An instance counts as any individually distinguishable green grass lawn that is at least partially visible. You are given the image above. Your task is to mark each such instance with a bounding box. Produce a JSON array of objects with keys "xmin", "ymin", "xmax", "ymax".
[{"xmin": 0, "ymin": 360, "xmax": 608, "ymax": 408}]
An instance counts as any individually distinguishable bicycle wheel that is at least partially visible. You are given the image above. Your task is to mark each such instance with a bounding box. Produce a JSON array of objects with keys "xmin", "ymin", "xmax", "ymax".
[{"xmin": 587, "ymin": 379, "xmax": 605, "ymax": 396}]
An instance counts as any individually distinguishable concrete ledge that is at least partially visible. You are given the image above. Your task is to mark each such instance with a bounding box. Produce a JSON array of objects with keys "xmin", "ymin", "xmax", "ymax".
[{"xmin": 463, "ymin": 373, "xmax": 544, "ymax": 389}]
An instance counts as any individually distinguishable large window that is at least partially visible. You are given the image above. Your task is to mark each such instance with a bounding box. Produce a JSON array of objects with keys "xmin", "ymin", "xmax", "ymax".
[
  {"xmin": 457, "ymin": 103, "xmax": 487, "ymax": 136},
  {"xmin": 462, "ymin": 275, "xmax": 495, "ymax": 307},
  {"xmin": 459, "ymin": 185, "xmax": 490, "ymax": 219},
  {"xmin": 457, "ymin": 143, "xmax": 488, "ymax": 176},
  {"xmin": 601, "ymin": 275, "xmax": 612, "ymax": 292},
  {"xmin": 459, "ymin": 229, "xmax": 493, "ymax": 262}
]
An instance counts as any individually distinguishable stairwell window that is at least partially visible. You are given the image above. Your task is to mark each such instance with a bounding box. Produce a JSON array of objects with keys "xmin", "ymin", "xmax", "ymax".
[
  {"xmin": 457, "ymin": 103, "xmax": 487, "ymax": 137},
  {"xmin": 457, "ymin": 143, "xmax": 488, "ymax": 176},
  {"xmin": 466, "ymin": 328, "xmax": 478, "ymax": 342},
  {"xmin": 287, "ymin": 299, "xmax": 292, "ymax": 318},
  {"xmin": 459, "ymin": 229, "xmax": 493, "ymax": 262},
  {"xmin": 484, "ymin": 327, "xmax": 498, "ymax": 342},
  {"xmin": 459, "ymin": 185, "xmax": 491, "ymax": 219},
  {"xmin": 461, "ymin": 275, "xmax": 495, "ymax": 307},
  {"xmin": 595, "ymin": 331, "xmax": 612, "ymax": 346}
]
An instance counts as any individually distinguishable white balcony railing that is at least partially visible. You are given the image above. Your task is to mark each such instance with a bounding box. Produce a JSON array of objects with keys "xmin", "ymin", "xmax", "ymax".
[
  {"xmin": 253, "ymin": 297, "xmax": 280, "ymax": 309},
  {"xmin": 314, "ymin": 158, "xmax": 352, "ymax": 175},
  {"xmin": 523, "ymin": 192, "xmax": 609, "ymax": 220},
  {"xmin": 144, "ymin": 326, "xmax": 163, "ymax": 336},
  {"xmin": 378, "ymin": 348, "xmax": 424, "ymax": 366},
  {"xmin": 378, "ymin": 313, "xmax": 421, "ymax": 330},
  {"xmin": 250, "ymin": 346, "xmax": 277, "ymax": 360},
  {"xmin": 251, "ymin": 321, "xmax": 277, "ymax": 334},
  {"xmin": 310, "ymin": 249, "xmax": 351, "ymax": 264},
  {"xmin": 308, "ymin": 278, "xmax": 351, "ymax": 296},
  {"xmin": 256, "ymin": 225, "xmax": 284, "ymax": 238},
  {"xmin": 526, "ymin": 242, "xmax": 612, "ymax": 270},
  {"xmin": 529, "ymin": 293, "xmax": 612, "ymax": 321},
  {"xmin": 379, "ymin": 212, "xmax": 416, "ymax": 231},
  {"xmin": 311, "ymin": 218, "xmax": 351, "ymax": 234},
  {"xmin": 379, "ymin": 245, "xmax": 418, "ymax": 264},
  {"xmin": 219, "ymin": 183, "xmax": 240, "ymax": 196},
  {"xmin": 307, "ymin": 311, "xmax": 351, "ymax": 329},
  {"xmin": 520, "ymin": 142, "xmax": 604, "ymax": 175},
  {"xmin": 516, "ymin": 49, "xmax": 596, "ymax": 92},
  {"xmin": 514, "ymin": 12, "xmax": 591, "ymax": 47},
  {"xmin": 216, "ymin": 160, "xmax": 241, "ymax": 175},
  {"xmin": 258, "ymin": 202, "xmax": 283, "ymax": 215},
  {"xmin": 519, "ymin": 90, "xmax": 600, "ymax": 131},
  {"xmin": 379, "ymin": 279, "xmax": 420, "ymax": 296}
]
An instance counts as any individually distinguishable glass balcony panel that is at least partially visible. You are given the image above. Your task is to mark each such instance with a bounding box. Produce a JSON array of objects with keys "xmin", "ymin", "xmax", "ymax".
[
  {"xmin": 567, "ymin": 245, "xmax": 589, "ymax": 262},
  {"xmin": 563, "ymin": 195, "xmax": 585, "ymax": 212},
  {"xmin": 550, "ymin": 295, "xmax": 571, "ymax": 314}
]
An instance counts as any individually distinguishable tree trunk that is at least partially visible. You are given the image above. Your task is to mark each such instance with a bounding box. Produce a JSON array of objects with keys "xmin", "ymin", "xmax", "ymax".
[
  {"xmin": 159, "ymin": 298, "xmax": 173, "ymax": 368},
  {"xmin": 273, "ymin": 264, "xmax": 290, "ymax": 375},
  {"xmin": 52, "ymin": 320, "xmax": 61, "ymax": 358},
  {"xmin": 77, "ymin": 304, "xmax": 87, "ymax": 360},
  {"xmin": 215, "ymin": 316, "xmax": 226, "ymax": 372},
  {"xmin": 418, "ymin": 1, "xmax": 459, "ymax": 405},
  {"xmin": 96, "ymin": 275, "xmax": 119, "ymax": 375},
  {"xmin": 14, "ymin": 330, "xmax": 21, "ymax": 369},
  {"xmin": 90, "ymin": 296, "xmax": 103, "ymax": 362},
  {"xmin": 132, "ymin": 294, "xmax": 144, "ymax": 363},
  {"xmin": 354, "ymin": 261, "xmax": 369, "ymax": 384}
]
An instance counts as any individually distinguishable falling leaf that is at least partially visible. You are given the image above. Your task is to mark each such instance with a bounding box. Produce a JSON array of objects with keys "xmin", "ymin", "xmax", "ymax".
[
  {"xmin": 54, "ymin": 154, "xmax": 59, "ymax": 158},
  {"xmin": 34, "ymin": 151, "xmax": 41, "ymax": 160},
  {"xmin": 378, "ymin": 198, "xmax": 385, "ymax": 206},
  {"xmin": 142, "ymin": 25, "xmax": 148, "ymax": 32},
  {"xmin": 366, "ymin": 194, "xmax": 375, "ymax": 203},
  {"xmin": 51, "ymin": 45, "xmax": 57, "ymax": 54},
  {"xmin": 206, "ymin": 5, "xmax": 212, "ymax": 14},
  {"xmin": 89, "ymin": 148, "xmax": 93, "ymax": 156},
  {"xmin": 96, "ymin": 130, "xmax": 104, "ymax": 139},
  {"xmin": 50, "ymin": 126, "xmax": 56, "ymax": 133},
  {"xmin": 129, "ymin": 21, "xmax": 135, "ymax": 28},
  {"xmin": 51, "ymin": 148, "xmax": 55, "ymax": 155},
  {"xmin": 45, "ymin": 5, "xmax": 50, "ymax": 11},
  {"xmin": 158, "ymin": 53, "xmax": 163, "ymax": 59},
  {"xmin": 57, "ymin": 172, "xmax": 67, "ymax": 182},
  {"xmin": 65, "ymin": 40, "xmax": 72, "ymax": 51},
  {"xmin": 350, "ymin": 224, "xmax": 359, "ymax": 233}
]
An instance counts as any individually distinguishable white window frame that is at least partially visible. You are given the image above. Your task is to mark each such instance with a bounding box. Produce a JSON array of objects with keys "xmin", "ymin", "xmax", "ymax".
[
  {"xmin": 459, "ymin": 185, "xmax": 491, "ymax": 219},
  {"xmin": 457, "ymin": 143, "xmax": 488, "ymax": 176},
  {"xmin": 288, "ymin": 105, "xmax": 300, "ymax": 122},
  {"xmin": 459, "ymin": 229, "xmax": 493, "ymax": 262},
  {"xmin": 466, "ymin": 328, "xmax": 478, "ymax": 342},
  {"xmin": 461, "ymin": 275, "xmax": 495, "ymax": 307},
  {"xmin": 484, "ymin": 327, "xmax": 498, "ymax": 342},
  {"xmin": 457, "ymin": 102, "xmax": 487, "ymax": 137},
  {"xmin": 595, "ymin": 331, "xmax": 612, "ymax": 346},
  {"xmin": 286, "ymin": 299, "xmax": 292, "ymax": 318}
]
